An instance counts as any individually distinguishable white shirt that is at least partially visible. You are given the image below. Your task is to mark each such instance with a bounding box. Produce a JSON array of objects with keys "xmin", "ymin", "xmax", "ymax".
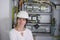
[{"xmin": 9, "ymin": 28, "xmax": 34, "ymax": 40}]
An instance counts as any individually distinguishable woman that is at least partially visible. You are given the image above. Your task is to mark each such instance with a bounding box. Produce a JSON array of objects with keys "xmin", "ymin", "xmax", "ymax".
[{"xmin": 9, "ymin": 11, "xmax": 34, "ymax": 40}]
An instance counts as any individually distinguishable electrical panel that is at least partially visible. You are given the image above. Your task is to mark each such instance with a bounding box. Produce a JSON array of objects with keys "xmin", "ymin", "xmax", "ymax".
[
  {"xmin": 22, "ymin": 2, "xmax": 52, "ymax": 33},
  {"xmin": 23, "ymin": 2, "xmax": 51, "ymax": 13}
]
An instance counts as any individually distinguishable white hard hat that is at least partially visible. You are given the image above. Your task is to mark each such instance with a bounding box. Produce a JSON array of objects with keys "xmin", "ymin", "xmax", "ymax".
[{"xmin": 17, "ymin": 11, "xmax": 29, "ymax": 19}]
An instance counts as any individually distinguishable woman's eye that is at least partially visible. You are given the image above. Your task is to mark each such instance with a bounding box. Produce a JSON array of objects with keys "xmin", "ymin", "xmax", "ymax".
[{"xmin": 18, "ymin": 18, "xmax": 26, "ymax": 21}]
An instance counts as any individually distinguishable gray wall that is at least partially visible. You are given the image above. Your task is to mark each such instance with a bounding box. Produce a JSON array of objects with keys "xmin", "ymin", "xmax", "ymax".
[
  {"xmin": 0, "ymin": 0, "xmax": 12, "ymax": 40},
  {"xmin": 54, "ymin": 6, "xmax": 60, "ymax": 36},
  {"xmin": 49, "ymin": 0, "xmax": 60, "ymax": 36}
]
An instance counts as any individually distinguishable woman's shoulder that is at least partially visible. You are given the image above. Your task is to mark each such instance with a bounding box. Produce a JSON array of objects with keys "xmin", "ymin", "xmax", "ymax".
[
  {"xmin": 25, "ymin": 28, "xmax": 32, "ymax": 33},
  {"xmin": 9, "ymin": 28, "xmax": 16, "ymax": 33}
]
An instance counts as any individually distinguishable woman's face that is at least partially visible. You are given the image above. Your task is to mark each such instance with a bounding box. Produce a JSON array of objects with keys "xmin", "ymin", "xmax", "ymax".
[{"xmin": 17, "ymin": 18, "xmax": 26, "ymax": 27}]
